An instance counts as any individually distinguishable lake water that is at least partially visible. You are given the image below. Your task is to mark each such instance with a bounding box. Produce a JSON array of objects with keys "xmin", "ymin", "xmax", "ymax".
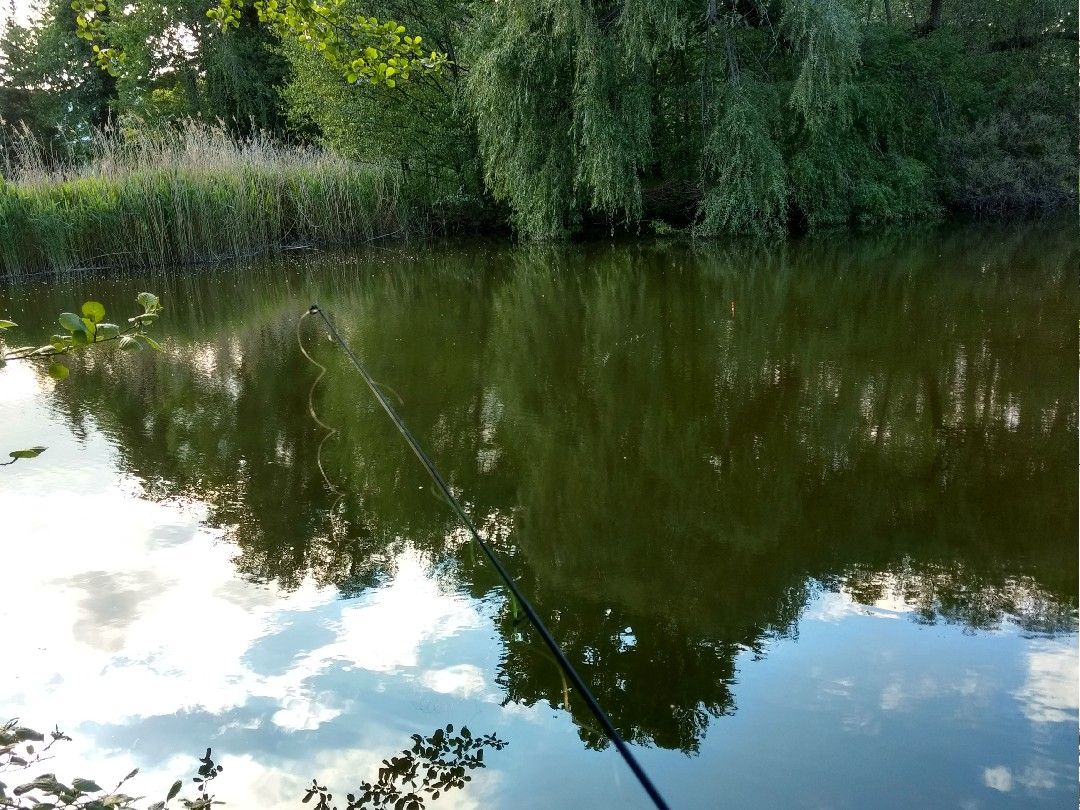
[{"xmin": 0, "ymin": 223, "xmax": 1076, "ymax": 808}]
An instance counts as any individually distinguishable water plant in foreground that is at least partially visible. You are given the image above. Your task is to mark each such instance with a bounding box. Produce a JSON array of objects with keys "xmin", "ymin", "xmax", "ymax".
[
  {"xmin": 0, "ymin": 719, "xmax": 506, "ymax": 809},
  {"xmin": 0, "ymin": 720, "xmax": 224, "ymax": 809},
  {"xmin": 0, "ymin": 292, "xmax": 163, "ymax": 464}
]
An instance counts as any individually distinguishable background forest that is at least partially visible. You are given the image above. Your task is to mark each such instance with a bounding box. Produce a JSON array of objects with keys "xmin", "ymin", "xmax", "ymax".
[{"xmin": 0, "ymin": 0, "xmax": 1076, "ymax": 246}]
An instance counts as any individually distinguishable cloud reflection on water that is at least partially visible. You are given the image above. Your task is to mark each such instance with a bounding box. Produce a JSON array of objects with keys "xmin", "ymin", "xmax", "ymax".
[
  {"xmin": 0, "ymin": 470, "xmax": 511, "ymax": 807},
  {"xmin": 2, "ymin": 226, "xmax": 1077, "ymax": 808}
]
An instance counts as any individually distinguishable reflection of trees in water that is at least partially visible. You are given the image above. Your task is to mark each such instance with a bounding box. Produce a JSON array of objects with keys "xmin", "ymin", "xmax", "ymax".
[
  {"xmin": 483, "ymin": 232, "xmax": 1076, "ymax": 748},
  {"xmin": 35, "ymin": 224, "xmax": 1078, "ymax": 753}
]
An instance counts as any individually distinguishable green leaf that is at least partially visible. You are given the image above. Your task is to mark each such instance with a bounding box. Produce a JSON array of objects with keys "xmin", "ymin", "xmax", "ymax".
[
  {"xmin": 81, "ymin": 318, "xmax": 97, "ymax": 337},
  {"xmin": 9, "ymin": 447, "xmax": 47, "ymax": 459},
  {"xmin": 13, "ymin": 774, "xmax": 59, "ymax": 795},
  {"xmin": 136, "ymin": 292, "xmax": 160, "ymax": 312},
  {"xmin": 72, "ymin": 779, "xmax": 102, "ymax": 793},
  {"xmin": 97, "ymin": 323, "xmax": 120, "ymax": 340},
  {"xmin": 48, "ymin": 362, "xmax": 69, "ymax": 381},
  {"xmin": 81, "ymin": 301, "xmax": 106, "ymax": 324},
  {"xmin": 167, "ymin": 779, "xmax": 182, "ymax": 800},
  {"xmin": 50, "ymin": 335, "xmax": 71, "ymax": 351},
  {"xmin": 118, "ymin": 336, "xmax": 142, "ymax": 352},
  {"xmin": 0, "ymin": 319, "xmax": 15, "ymax": 329},
  {"xmin": 58, "ymin": 313, "xmax": 86, "ymax": 333},
  {"xmin": 12, "ymin": 728, "xmax": 45, "ymax": 743},
  {"xmin": 141, "ymin": 336, "xmax": 163, "ymax": 352}
]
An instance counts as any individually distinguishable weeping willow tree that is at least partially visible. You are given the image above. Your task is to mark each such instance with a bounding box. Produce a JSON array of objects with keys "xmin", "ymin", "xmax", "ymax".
[
  {"xmin": 433, "ymin": 0, "xmax": 1074, "ymax": 237},
  {"xmin": 466, "ymin": 0, "xmax": 653, "ymax": 238},
  {"xmin": 412, "ymin": 0, "xmax": 875, "ymax": 238}
]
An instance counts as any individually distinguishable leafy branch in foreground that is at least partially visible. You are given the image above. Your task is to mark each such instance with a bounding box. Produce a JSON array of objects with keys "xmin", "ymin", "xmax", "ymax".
[
  {"xmin": 2, "ymin": 720, "xmax": 505, "ymax": 810},
  {"xmin": 1, "ymin": 292, "xmax": 163, "ymax": 370},
  {"xmin": 303, "ymin": 724, "xmax": 509, "ymax": 810},
  {"xmin": 0, "ymin": 720, "xmax": 223, "ymax": 809},
  {"xmin": 0, "ymin": 292, "xmax": 163, "ymax": 466}
]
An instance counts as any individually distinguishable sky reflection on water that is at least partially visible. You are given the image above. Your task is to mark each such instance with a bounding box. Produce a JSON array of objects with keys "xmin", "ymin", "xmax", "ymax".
[{"xmin": 1, "ymin": 225, "xmax": 1076, "ymax": 808}]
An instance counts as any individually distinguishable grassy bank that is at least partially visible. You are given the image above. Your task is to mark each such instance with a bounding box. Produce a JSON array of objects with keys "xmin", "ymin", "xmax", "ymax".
[{"xmin": 0, "ymin": 124, "xmax": 419, "ymax": 276}]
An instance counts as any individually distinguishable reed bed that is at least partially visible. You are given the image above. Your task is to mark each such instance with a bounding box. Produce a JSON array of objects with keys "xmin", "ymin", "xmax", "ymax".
[{"xmin": 0, "ymin": 123, "xmax": 419, "ymax": 276}]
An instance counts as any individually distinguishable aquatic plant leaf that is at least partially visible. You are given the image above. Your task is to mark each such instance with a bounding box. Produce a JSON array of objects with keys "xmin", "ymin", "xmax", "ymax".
[
  {"xmin": 9, "ymin": 447, "xmax": 47, "ymax": 459},
  {"xmin": 81, "ymin": 301, "xmax": 106, "ymax": 324},
  {"xmin": 137, "ymin": 292, "xmax": 161, "ymax": 313},
  {"xmin": 58, "ymin": 313, "xmax": 86, "ymax": 334}
]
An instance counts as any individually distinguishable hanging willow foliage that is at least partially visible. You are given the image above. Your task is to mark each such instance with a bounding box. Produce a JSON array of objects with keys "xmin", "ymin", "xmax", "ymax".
[
  {"xmin": 465, "ymin": 0, "xmax": 655, "ymax": 238},
  {"xmin": 698, "ymin": 79, "xmax": 788, "ymax": 237},
  {"xmin": 28, "ymin": 0, "xmax": 1076, "ymax": 241}
]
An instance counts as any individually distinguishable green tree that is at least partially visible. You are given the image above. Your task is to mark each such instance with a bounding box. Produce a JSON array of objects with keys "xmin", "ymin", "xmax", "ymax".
[
  {"xmin": 0, "ymin": 0, "xmax": 117, "ymax": 158},
  {"xmin": 13, "ymin": 0, "xmax": 1079, "ymax": 237}
]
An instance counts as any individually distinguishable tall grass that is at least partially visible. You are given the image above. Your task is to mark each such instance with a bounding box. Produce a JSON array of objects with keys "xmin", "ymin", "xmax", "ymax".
[{"xmin": 0, "ymin": 122, "xmax": 420, "ymax": 276}]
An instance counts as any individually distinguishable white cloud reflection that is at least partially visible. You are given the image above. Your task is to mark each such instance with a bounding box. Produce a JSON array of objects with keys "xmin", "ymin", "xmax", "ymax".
[
  {"xmin": 422, "ymin": 665, "xmax": 487, "ymax": 698},
  {"xmin": 0, "ymin": 465, "xmax": 497, "ymax": 808},
  {"xmin": 1012, "ymin": 638, "xmax": 1079, "ymax": 724},
  {"xmin": 805, "ymin": 587, "xmax": 910, "ymax": 623},
  {"xmin": 982, "ymin": 763, "xmax": 1058, "ymax": 794},
  {"xmin": 983, "ymin": 765, "xmax": 1012, "ymax": 792}
]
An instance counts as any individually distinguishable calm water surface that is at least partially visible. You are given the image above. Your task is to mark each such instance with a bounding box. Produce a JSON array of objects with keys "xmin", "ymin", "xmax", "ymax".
[{"xmin": 0, "ymin": 224, "xmax": 1077, "ymax": 808}]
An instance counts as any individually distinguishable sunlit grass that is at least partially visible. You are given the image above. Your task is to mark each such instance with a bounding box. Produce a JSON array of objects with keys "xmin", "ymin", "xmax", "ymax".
[{"xmin": 0, "ymin": 122, "xmax": 420, "ymax": 276}]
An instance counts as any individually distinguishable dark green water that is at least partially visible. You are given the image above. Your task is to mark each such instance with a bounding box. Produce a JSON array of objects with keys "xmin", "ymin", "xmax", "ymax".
[{"xmin": 0, "ymin": 223, "xmax": 1076, "ymax": 808}]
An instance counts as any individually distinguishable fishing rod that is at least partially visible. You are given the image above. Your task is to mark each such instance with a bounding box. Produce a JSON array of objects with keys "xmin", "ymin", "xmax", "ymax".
[{"xmin": 305, "ymin": 303, "xmax": 672, "ymax": 810}]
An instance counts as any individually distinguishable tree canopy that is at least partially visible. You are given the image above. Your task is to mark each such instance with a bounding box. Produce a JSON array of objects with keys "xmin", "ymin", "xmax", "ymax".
[{"xmin": 1, "ymin": 0, "xmax": 1076, "ymax": 238}]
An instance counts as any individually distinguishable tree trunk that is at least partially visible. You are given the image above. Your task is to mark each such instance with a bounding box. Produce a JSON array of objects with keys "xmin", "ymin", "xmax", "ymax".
[{"xmin": 915, "ymin": 0, "xmax": 942, "ymax": 36}]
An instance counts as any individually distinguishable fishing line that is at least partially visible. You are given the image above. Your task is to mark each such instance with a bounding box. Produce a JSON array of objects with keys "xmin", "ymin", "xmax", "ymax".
[
  {"xmin": 296, "ymin": 309, "xmax": 344, "ymax": 510},
  {"xmin": 305, "ymin": 303, "xmax": 671, "ymax": 810}
]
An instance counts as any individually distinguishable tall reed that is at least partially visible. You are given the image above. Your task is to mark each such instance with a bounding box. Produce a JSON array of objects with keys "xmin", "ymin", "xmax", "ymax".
[{"xmin": 0, "ymin": 122, "xmax": 421, "ymax": 276}]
